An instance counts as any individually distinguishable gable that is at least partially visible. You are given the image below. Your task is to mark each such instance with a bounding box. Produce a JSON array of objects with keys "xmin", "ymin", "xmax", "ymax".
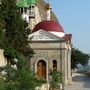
[{"xmin": 28, "ymin": 29, "xmax": 64, "ymax": 41}]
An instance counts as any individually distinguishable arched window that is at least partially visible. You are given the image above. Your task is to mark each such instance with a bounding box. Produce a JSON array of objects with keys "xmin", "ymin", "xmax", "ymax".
[{"xmin": 53, "ymin": 60, "xmax": 57, "ymax": 71}]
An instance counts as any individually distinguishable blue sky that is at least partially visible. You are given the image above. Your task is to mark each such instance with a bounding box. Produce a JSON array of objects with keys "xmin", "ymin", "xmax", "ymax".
[
  {"xmin": 44, "ymin": 0, "xmax": 90, "ymax": 53},
  {"xmin": 45, "ymin": 0, "xmax": 90, "ymax": 53}
]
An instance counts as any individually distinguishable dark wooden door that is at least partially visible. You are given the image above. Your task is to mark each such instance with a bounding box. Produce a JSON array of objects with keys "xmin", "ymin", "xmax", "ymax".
[{"xmin": 37, "ymin": 60, "xmax": 46, "ymax": 79}]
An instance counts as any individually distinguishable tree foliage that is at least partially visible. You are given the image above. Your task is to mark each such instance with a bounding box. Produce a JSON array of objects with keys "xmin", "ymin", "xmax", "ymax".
[
  {"xmin": 0, "ymin": 0, "xmax": 33, "ymax": 58},
  {"xmin": 2, "ymin": 54, "xmax": 46, "ymax": 90},
  {"xmin": 71, "ymin": 48, "xmax": 90, "ymax": 69},
  {"xmin": 0, "ymin": 29, "xmax": 5, "ymax": 48},
  {"xmin": 49, "ymin": 71, "xmax": 62, "ymax": 90},
  {"xmin": 0, "ymin": 0, "xmax": 46, "ymax": 89}
]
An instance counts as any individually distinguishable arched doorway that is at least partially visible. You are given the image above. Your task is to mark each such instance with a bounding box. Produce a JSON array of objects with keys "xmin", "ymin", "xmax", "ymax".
[{"xmin": 37, "ymin": 60, "xmax": 46, "ymax": 79}]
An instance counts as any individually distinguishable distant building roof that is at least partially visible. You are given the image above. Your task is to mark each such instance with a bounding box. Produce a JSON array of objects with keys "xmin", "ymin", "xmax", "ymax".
[{"xmin": 16, "ymin": 0, "xmax": 37, "ymax": 8}]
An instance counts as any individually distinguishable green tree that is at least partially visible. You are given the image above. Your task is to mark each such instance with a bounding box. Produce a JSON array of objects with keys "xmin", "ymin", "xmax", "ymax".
[
  {"xmin": 3, "ymin": 54, "xmax": 46, "ymax": 90},
  {"xmin": 0, "ymin": 0, "xmax": 33, "ymax": 58},
  {"xmin": 0, "ymin": 29, "xmax": 5, "ymax": 49},
  {"xmin": 49, "ymin": 71, "xmax": 63, "ymax": 90},
  {"xmin": 0, "ymin": 0, "xmax": 46, "ymax": 89},
  {"xmin": 71, "ymin": 48, "xmax": 90, "ymax": 69},
  {"xmin": 0, "ymin": 10, "xmax": 5, "ymax": 49}
]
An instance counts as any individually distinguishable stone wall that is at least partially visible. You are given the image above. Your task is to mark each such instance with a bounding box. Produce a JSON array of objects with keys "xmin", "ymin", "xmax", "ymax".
[
  {"xmin": 30, "ymin": 41, "xmax": 72, "ymax": 86},
  {"xmin": 30, "ymin": 41, "xmax": 65, "ymax": 81},
  {"xmin": 0, "ymin": 49, "xmax": 7, "ymax": 67}
]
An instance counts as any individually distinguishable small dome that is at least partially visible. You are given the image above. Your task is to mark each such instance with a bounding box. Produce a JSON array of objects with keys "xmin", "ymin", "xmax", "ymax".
[{"xmin": 33, "ymin": 20, "xmax": 65, "ymax": 37}]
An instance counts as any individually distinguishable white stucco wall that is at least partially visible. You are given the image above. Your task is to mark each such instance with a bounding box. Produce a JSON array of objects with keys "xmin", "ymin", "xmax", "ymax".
[
  {"xmin": 0, "ymin": 49, "xmax": 7, "ymax": 67},
  {"xmin": 29, "ymin": 6, "xmax": 41, "ymax": 30}
]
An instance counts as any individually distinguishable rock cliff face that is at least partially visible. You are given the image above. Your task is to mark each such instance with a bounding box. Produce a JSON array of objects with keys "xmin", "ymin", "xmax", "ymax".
[{"xmin": 37, "ymin": 0, "xmax": 58, "ymax": 22}]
